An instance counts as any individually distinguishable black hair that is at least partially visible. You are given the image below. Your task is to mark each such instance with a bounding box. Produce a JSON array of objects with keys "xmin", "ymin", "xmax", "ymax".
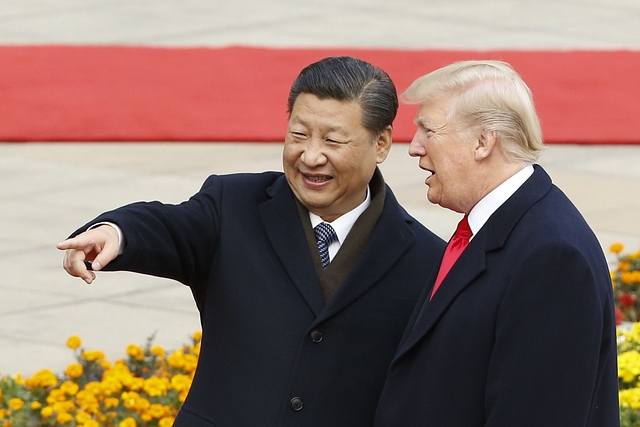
[{"xmin": 287, "ymin": 56, "xmax": 398, "ymax": 135}]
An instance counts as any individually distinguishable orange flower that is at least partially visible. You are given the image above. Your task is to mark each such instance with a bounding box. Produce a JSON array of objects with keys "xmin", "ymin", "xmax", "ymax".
[{"xmin": 610, "ymin": 242, "xmax": 625, "ymax": 254}]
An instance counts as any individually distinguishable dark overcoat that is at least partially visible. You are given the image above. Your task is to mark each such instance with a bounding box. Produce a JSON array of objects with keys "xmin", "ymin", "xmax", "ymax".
[
  {"xmin": 78, "ymin": 171, "xmax": 445, "ymax": 426},
  {"xmin": 375, "ymin": 165, "xmax": 619, "ymax": 427}
]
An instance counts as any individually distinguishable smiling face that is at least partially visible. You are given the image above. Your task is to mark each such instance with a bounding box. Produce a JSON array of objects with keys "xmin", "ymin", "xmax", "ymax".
[
  {"xmin": 283, "ymin": 93, "xmax": 391, "ymax": 222},
  {"xmin": 408, "ymin": 97, "xmax": 480, "ymax": 214}
]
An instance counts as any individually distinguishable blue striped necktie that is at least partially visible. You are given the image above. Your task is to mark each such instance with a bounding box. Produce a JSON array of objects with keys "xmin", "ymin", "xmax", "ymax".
[{"xmin": 314, "ymin": 222, "xmax": 338, "ymax": 269}]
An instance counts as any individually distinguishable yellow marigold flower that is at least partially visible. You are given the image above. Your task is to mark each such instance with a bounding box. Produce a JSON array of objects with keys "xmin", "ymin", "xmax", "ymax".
[
  {"xmin": 136, "ymin": 397, "xmax": 151, "ymax": 412},
  {"xmin": 100, "ymin": 376, "xmax": 123, "ymax": 396},
  {"xmin": 620, "ymin": 261, "xmax": 631, "ymax": 272},
  {"xmin": 119, "ymin": 417, "xmax": 137, "ymax": 427},
  {"xmin": 3, "ymin": 421, "xmax": 12, "ymax": 427},
  {"xmin": 56, "ymin": 411, "xmax": 74, "ymax": 424},
  {"xmin": 143, "ymin": 376, "xmax": 170, "ymax": 397},
  {"xmin": 46, "ymin": 388, "xmax": 66, "ymax": 405},
  {"xmin": 66, "ymin": 335, "xmax": 82, "ymax": 349},
  {"xmin": 192, "ymin": 342, "xmax": 201, "ymax": 356},
  {"xmin": 75, "ymin": 389, "xmax": 100, "ymax": 414},
  {"xmin": 193, "ymin": 331, "xmax": 202, "ymax": 342},
  {"xmin": 40, "ymin": 406, "xmax": 54, "ymax": 418},
  {"xmin": 121, "ymin": 391, "xmax": 141, "ymax": 410},
  {"xmin": 8, "ymin": 398, "xmax": 24, "ymax": 411},
  {"xmin": 170, "ymin": 374, "xmax": 192, "ymax": 392},
  {"xmin": 52, "ymin": 400, "xmax": 76, "ymax": 414},
  {"xmin": 618, "ymin": 350, "xmax": 640, "ymax": 383},
  {"xmin": 75, "ymin": 410, "xmax": 93, "ymax": 423},
  {"xmin": 82, "ymin": 350, "xmax": 106, "ymax": 362},
  {"xmin": 167, "ymin": 350, "xmax": 185, "ymax": 369},
  {"xmin": 83, "ymin": 420, "xmax": 100, "ymax": 427},
  {"xmin": 30, "ymin": 401, "xmax": 42, "ymax": 410},
  {"xmin": 126, "ymin": 343, "xmax": 145, "ymax": 361},
  {"xmin": 101, "ymin": 360, "xmax": 113, "ymax": 370},
  {"xmin": 60, "ymin": 380, "xmax": 80, "ymax": 396},
  {"xmin": 65, "ymin": 362, "xmax": 83, "ymax": 379},
  {"xmin": 13, "ymin": 374, "xmax": 24, "ymax": 386},
  {"xmin": 146, "ymin": 403, "xmax": 167, "ymax": 419},
  {"xmin": 0, "ymin": 409, "xmax": 8, "ymax": 420},
  {"xmin": 159, "ymin": 417, "xmax": 175, "ymax": 427},
  {"xmin": 183, "ymin": 353, "xmax": 199, "ymax": 373},
  {"xmin": 84, "ymin": 382, "xmax": 101, "ymax": 395},
  {"xmin": 25, "ymin": 369, "xmax": 58, "ymax": 389},
  {"xmin": 151, "ymin": 345, "xmax": 165, "ymax": 358},
  {"xmin": 127, "ymin": 377, "xmax": 145, "ymax": 392},
  {"xmin": 610, "ymin": 242, "xmax": 625, "ymax": 254},
  {"xmin": 104, "ymin": 397, "xmax": 120, "ymax": 409}
]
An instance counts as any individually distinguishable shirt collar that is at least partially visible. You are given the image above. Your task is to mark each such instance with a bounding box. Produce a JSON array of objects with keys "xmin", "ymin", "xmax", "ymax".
[
  {"xmin": 309, "ymin": 186, "xmax": 371, "ymax": 245},
  {"xmin": 468, "ymin": 164, "xmax": 534, "ymax": 237}
]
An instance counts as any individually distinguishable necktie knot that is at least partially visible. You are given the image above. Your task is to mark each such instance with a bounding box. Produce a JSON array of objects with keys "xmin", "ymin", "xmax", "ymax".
[
  {"xmin": 314, "ymin": 222, "xmax": 338, "ymax": 269},
  {"xmin": 453, "ymin": 215, "xmax": 472, "ymax": 241}
]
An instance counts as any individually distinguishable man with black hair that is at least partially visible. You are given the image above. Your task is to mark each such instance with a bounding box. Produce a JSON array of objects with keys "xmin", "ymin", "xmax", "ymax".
[{"xmin": 58, "ymin": 56, "xmax": 445, "ymax": 426}]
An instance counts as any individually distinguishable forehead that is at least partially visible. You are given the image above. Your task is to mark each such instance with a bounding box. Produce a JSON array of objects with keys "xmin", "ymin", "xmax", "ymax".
[
  {"xmin": 415, "ymin": 96, "xmax": 452, "ymax": 122},
  {"xmin": 290, "ymin": 93, "xmax": 364, "ymax": 130}
]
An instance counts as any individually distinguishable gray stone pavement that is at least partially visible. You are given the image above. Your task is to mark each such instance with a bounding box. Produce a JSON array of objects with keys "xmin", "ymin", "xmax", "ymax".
[{"xmin": 1, "ymin": 0, "xmax": 640, "ymax": 376}]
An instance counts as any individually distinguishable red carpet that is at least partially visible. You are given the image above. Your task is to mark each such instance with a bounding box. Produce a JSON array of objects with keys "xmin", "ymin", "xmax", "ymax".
[{"xmin": 1, "ymin": 45, "xmax": 639, "ymax": 143}]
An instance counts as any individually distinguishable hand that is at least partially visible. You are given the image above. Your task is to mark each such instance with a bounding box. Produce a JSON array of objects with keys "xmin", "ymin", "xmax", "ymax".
[{"xmin": 56, "ymin": 225, "xmax": 120, "ymax": 284}]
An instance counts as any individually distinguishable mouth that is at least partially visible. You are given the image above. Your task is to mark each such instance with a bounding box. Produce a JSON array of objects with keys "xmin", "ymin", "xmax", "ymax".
[
  {"xmin": 302, "ymin": 173, "xmax": 333, "ymax": 185},
  {"xmin": 424, "ymin": 168, "xmax": 435, "ymax": 184}
]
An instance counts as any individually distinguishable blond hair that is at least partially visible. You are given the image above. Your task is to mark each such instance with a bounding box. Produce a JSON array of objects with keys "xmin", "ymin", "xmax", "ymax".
[{"xmin": 403, "ymin": 60, "xmax": 545, "ymax": 163}]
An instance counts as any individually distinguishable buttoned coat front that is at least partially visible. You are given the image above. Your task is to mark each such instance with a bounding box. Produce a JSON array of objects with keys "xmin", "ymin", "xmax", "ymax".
[
  {"xmin": 77, "ymin": 171, "xmax": 445, "ymax": 427},
  {"xmin": 374, "ymin": 165, "xmax": 619, "ymax": 427}
]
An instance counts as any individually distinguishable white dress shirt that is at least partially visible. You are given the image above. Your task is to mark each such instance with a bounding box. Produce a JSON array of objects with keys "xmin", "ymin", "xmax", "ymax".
[
  {"xmin": 467, "ymin": 164, "xmax": 535, "ymax": 239},
  {"xmin": 309, "ymin": 186, "xmax": 371, "ymax": 262}
]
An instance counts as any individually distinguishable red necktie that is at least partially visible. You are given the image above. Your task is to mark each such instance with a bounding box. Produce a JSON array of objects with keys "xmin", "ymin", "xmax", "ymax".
[{"xmin": 430, "ymin": 215, "xmax": 472, "ymax": 299}]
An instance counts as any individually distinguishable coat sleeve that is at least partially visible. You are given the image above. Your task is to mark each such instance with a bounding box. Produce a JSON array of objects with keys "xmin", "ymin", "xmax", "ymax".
[
  {"xmin": 79, "ymin": 175, "xmax": 222, "ymax": 287},
  {"xmin": 485, "ymin": 241, "xmax": 613, "ymax": 426}
]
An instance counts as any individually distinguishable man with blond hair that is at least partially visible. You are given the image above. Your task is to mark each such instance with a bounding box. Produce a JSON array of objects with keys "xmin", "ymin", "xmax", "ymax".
[{"xmin": 375, "ymin": 60, "xmax": 619, "ymax": 426}]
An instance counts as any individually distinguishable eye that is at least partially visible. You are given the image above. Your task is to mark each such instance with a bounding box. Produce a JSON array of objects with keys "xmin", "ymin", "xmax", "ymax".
[
  {"xmin": 325, "ymin": 137, "xmax": 347, "ymax": 144},
  {"xmin": 290, "ymin": 131, "xmax": 308, "ymax": 140}
]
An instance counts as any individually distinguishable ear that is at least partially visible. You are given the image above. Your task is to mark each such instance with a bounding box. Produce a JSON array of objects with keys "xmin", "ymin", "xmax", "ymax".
[
  {"xmin": 375, "ymin": 126, "xmax": 393, "ymax": 164},
  {"xmin": 474, "ymin": 129, "xmax": 498, "ymax": 160}
]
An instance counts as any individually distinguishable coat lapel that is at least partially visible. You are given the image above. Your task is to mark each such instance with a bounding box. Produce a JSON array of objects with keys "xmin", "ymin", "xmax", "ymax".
[
  {"xmin": 394, "ymin": 165, "xmax": 553, "ymax": 360},
  {"xmin": 317, "ymin": 188, "xmax": 416, "ymax": 321},
  {"xmin": 259, "ymin": 176, "xmax": 325, "ymax": 316}
]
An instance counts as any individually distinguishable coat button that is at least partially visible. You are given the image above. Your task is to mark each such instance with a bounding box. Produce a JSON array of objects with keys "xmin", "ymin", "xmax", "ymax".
[
  {"xmin": 310, "ymin": 329, "xmax": 323, "ymax": 343},
  {"xmin": 290, "ymin": 397, "xmax": 304, "ymax": 411}
]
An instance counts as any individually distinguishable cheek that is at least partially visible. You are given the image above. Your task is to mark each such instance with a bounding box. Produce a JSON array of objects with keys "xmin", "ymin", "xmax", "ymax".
[{"xmin": 282, "ymin": 143, "xmax": 300, "ymax": 165}]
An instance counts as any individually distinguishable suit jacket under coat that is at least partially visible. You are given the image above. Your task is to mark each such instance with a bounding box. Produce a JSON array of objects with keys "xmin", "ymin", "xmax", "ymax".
[
  {"xmin": 79, "ymin": 171, "xmax": 445, "ymax": 427},
  {"xmin": 374, "ymin": 165, "xmax": 620, "ymax": 427}
]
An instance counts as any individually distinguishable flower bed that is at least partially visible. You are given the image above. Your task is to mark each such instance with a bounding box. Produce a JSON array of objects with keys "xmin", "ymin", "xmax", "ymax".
[
  {"xmin": 611, "ymin": 243, "xmax": 640, "ymax": 324},
  {"xmin": 0, "ymin": 332, "xmax": 200, "ymax": 427}
]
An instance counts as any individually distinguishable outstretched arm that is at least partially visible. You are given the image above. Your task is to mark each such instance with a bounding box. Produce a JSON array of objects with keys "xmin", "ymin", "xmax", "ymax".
[{"xmin": 56, "ymin": 225, "xmax": 120, "ymax": 284}]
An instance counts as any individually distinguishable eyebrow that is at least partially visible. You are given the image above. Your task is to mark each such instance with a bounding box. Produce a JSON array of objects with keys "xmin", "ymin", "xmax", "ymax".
[{"xmin": 293, "ymin": 116, "xmax": 347, "ymax": 134}]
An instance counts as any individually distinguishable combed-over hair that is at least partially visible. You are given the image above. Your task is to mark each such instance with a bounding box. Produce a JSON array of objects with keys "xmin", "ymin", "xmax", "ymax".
[{"xmin": 402, "ymin": 60, "xmax": 545, "ymax": 163}]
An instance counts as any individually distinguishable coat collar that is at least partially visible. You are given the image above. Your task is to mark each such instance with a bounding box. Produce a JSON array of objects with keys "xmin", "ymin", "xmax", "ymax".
[
  {"xmin": 259, "ymin": 175, "xmax": 325, "ymax": 316},
  {"xmin": 394, "ymin": 165, "xmax": 553, "ymax": 360},
  {"xmin": 259, "ymin": 171, "xmax": 417, "ymax": 321}
]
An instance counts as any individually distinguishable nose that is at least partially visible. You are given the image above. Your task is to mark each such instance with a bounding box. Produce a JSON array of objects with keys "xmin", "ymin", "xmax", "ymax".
[
  {"xmin": 408, "ymin": 134, "xmax": 426, "ymax": 158},
  {"xmin": 301, "ymin": 139, "xmax": 328, "ymax": 166}
]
